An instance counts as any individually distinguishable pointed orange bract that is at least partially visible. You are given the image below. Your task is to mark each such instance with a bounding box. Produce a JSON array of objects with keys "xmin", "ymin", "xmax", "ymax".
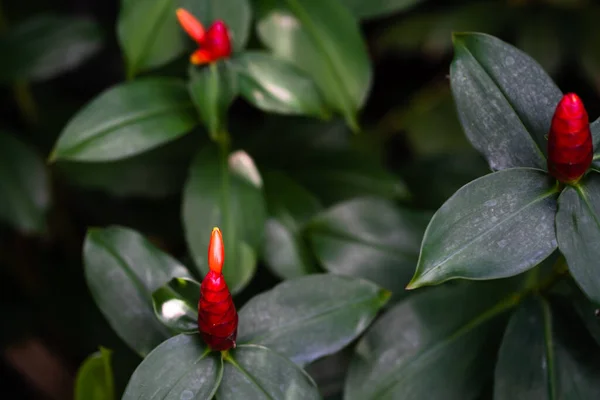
[
  {"xmin": 176, "ymin": 8, "xmax": 205, "ymax": 43},
  {"xmin": 208, "ymin": 227, "xmax": 224, "ymax": 274}
]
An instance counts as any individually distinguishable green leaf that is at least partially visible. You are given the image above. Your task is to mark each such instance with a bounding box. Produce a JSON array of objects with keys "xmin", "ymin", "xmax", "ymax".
[
  {"xmin": 178, "ymin": 0, "xmax": 252, "ymax": 51},
  {"xmin": 345, "ymin": 279, "xmax": 519, "ymax": 400},
  {"xmin": 591, "ymin": 119, "xmax": 600, "ymax": 165},
  {"xmin": 494, "ymin": 296, "xmax": 600, "ymax": 399},
  {"xmin": 188, "ymin": 62, "xmax": 237, "ymax": 141},
  {"xmin": 450, "ymin": 32, "xmax": 561, "ymax": 171},
  {"xmin": 306, "ymin": 197, "xmax": 430, "ymax": 300},
  {"xmin": 409, "ymin": 168, "xmax": 559, "ymax": 289},
  {"xmin": 50, "ymin": 78, "xmax": 197, "ymax": 162},
  {"xmin": 75, "ymin": 347, "xmax": 115, "ymax": 400},
  {"xmin": 557, "ymin": 279, "xmax": 600, "ymax": 346},
  {"xmin": 556, "ymin": 172, "xmax": 600, "ymax": 305},
  {"xmin": 122, "ymin": 334, "xmax": 222, "ymax": 399},
  {"xmin": 231, "ymin": 51, "xmax": 328, "ymax": 118},
  {"xmin": 152, "ymin": 277, "xmax": 200, "ymax": 334},
  {"xmin": 285, "ymin": 150, "xmax": 409, "ymax": 206},
  {"xmin": 0, "ymin": 132, "xmax": 50, "ymax": 234},
  {"xmin": 84, "ymin": 226, "xmax": 192, "ymax": 357},
  {"xmin": 238, "ymin": 274, "xmax": 390, "ymax": 365},
  {"xmin": 118, "ymin": 0, "xmax": 184, "ymax": 79},
  {"xmin": 56, "ymin": 133, "xmax": 202, "ymax": 198},
  {"xmin": 340, "ymin": 0, "xmax": 424, "ymax": 20},
  {"xmin": 0, "ymin": 15, "xmax": 102, "ymax": 83},
  {"xmin": 256, "ymin": 0, "xmax": 372, "ymax": 130},
  {"xmin": 218, "ymin": 345, "xmax": 320, "ymax": 399},
  {"xmin": 262, "ymin": 170, "xmax": 322, "ymax": 279},
  {"xmin": 182, "ymin": 146, "xmax": 266, "ymax": 294}
]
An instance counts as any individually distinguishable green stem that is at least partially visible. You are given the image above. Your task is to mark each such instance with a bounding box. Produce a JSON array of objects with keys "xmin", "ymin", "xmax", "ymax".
[{"xmin": 218, "ymin": 130, "xmax": 234, "ymax": 273}]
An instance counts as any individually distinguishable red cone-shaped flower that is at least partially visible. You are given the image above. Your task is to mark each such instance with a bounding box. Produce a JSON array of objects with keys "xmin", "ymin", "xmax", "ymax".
[
  {"xmin": 198, "ymin": 227, "xmax": 238, "ymax": 351},
  {"xmin": 547, "ymin": 93, "xmax": 593, "ymax": 184},
  {"xmin": 176, "ymin": 8, "xmax": 232, "ymax": 65}
]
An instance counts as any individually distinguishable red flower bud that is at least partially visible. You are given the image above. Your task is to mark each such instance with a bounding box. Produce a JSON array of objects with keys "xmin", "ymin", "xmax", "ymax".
[
  {"xmin": 198, "ymin": 227, "xmax": 238, "ymax": 351},
  {"xmin": 547, "ymin": 93, "xmax": 593, "ymax": 184},
  {"xmin": 176, "ymin": 9, "xmax": 232, "ymax": 65}
]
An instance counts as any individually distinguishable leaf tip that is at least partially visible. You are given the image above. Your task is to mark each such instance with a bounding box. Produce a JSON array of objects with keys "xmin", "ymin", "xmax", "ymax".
[{"xmin": 47, "ymin": 149, "xmax": 58, "ymax": 163}]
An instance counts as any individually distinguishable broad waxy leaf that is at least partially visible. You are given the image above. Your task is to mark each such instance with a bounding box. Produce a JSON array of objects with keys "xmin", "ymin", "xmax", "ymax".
[
  {"xmin": 123, "ymin": 334, "xmax": 222, "ymax": 400},
  {"xmin": 152, "ymin": 277, "xmax": 200, "ymax": 334},
  {"xmin": 556, "ymin": 172, "xmax": 600, "ymax": 305},
  {"xmin": 74, "ymin": 347, "xmax": 115, "ymax": 400},
  {"xmin": 182, "ymin": 146, "xmax": 266, "ymax": 294},
  {"xmin": 188, "ymin": 62, "xmax": 237, "ymax": 141},
  {"xmin": 231, "ymin": 51, "xmax": 328, "ymax": 118},
  {"xmin": 256, "ymin": 0, "xmax": 372, "ymax": 130},
  {"xmin": 84, "ymin": 226, "xmax": 191, "ymax": 356},
  {"xmin": 218, "ymin": 345, "xmax": 320, "ymax": 399},
  {"xmin": 118, "ymin": 0, "xmax": 184, "ymax": 78},
  {"xmin": 409, "ymin": 168, "xmax": 559, "ymax": 289},
  {"xmin": 0, "ymin": 15, "xmax": 102, "ymax": 83},
  {"xmin": 237, "ymin": 274, "xmax": 390, "ymax": 365},
  {"xmin": 450, "ymin": 32, "xmax": 562, "ymax": 171},
  {"xmin": 556, "ymin": 279, "xmax": 600, "ymax": 347},
  {"xmin": 56, "ymin": 133, "xmax": 202, "ymax": 198},
  {"xmin": 589, "ymin": 118, "xmax": 600, "ymax": 169},
  {"xmin": 307, "ymin": 197, "xmax": 430, "ymax": 299},
  {"xmin": 494, "ymin": 297, "xmax": 600, "ymax": 399},
  {"xmin": 0, "ymin": 132, "xmax": 50, "ymax": 234},
  {"xmin": 340, "ymin": 0, "xmax": 424, "ymax": 20},
  {"xmin": 178, "ymin": 0, "xmax": 252, "ymax": 51},
  {"xmin": 262, "ymin": 170, "xmax": 322, "ymax": 279},
  {"xmin": 51, "ymin": 78, "xmax": 197, "ymax": 162},
  {"xmin": 345, "ymin": 280, "xmax": 519, "ymax": 400}
]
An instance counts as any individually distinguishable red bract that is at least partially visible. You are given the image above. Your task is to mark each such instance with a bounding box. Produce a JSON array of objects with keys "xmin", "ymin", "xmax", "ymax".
[
  {"xmin": 198, "ymin": 228, "xmax": 238, "ymax": 351},
  {"xmin": 176, "ymin": 8, "xmax": 232, "ymax": 65},
  {"xmin": 547, "ymin": 93, "xmax": 593, "ymax": 184}
]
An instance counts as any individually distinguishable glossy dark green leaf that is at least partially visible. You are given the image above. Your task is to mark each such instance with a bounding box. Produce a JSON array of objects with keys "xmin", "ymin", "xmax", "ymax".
[
  {"xmin": 409, "ymin": 168, "xmax": 559, "ymax": 289},
  {"xmin": 556, "ymin": 172, "xmax": 600, "ymax": 305},
  {"xmin": 557, "ymin": 279, "xmax": 600, "ymax": 346},
  {"xmin": 590, "ymin": 118, "xmax": 600, "ymax": 169},
  {"xmin": 50, "ymin": 78, "xmax": 196, "ymax": 162},
  {"xmin": 75, "ymin": 347, "xmax": 115, "ymax": 400},
  {"xmin": 450, "ymin": 32, "xmax": 561, "ymax": 170},
  {"xmin": 152, "ymin": 277, "xmax": 200, "ymax": 334},
  {"xmin": 494, "ymin": 297, "xmax": 600, "ymax": 399},
  {"xmin": 219, "ymin": 345, "xmax": 320, "ymax": 399},
  {"xmin": 118, "ymin": 0, "xmax": 184, "ymax": 78},
  {"xmin": 0, "ymin": 132, "xmax": 50, "ymax": 234},
  {"xmin": 307, "ymin": 197, "xmax": 430, "ymax": 300},
  {"xmin": 285, "ymin": 150, "xmax": 409, "ymax": 206},
  {"xmin": 340, "ymin": 0, "xmax": 423, "ymax": 20},
  {"xmin": 188, "ymin": 62, "xmax": 237, "ymax": 141},
  {"xmin": 56, "ymin": 133, "xmax": 202, "ymax": 198},
  {"xmin": 345, "ymin": 279, "xmax": 519, "ymax": 400},
  {"xmin": 178, "ymin": 0, "xmax": 252, "ymax": 51},
  {"xmin": 231, "ymin": 51, "xmax": 328, "ymax": 118},
  {"xmin": 182, "ymin": 146, "xmax": 266, "ymax": 294},
  {"xmin": 123, "ymin": 334, "xmax": 222, "ymax": 399},
  {"xmin": 238, "ymin": 274, "xmax": 389, "ymax": 365},
  {"xmin": 0, "ymin": 15, "xmax": 102, "ymax": 83},
  {"xmin": 262, "ymin": 170, "xmax": 322, "ymax": 279},
  {"xmin": 84, "ymin": 226, "xmax": 192, "ymax": 356},
  {"xmin": 256, "ymin": 0, "xmax": 372, "ymax": 130}
]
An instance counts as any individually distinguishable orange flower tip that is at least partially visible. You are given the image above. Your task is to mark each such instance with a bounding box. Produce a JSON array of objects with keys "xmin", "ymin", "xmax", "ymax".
[
  {"xmin": 176, "ymin": 8, "xmax": 205, "ymax": 43},
  {"xmin": 190, "ymin": 49, "xmax": 212, "ymax": 65},
  {"xmin": 208, "ymin": 227, "xmax": 224, "ymax": 274}
]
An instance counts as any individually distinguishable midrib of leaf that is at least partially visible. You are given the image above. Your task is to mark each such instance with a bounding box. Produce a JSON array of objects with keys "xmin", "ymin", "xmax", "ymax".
[
  {"xmin": 154, "ymin": 347, "xmax": 216, "ymax": 400},
  {"xmin": 127, "ymin": 0, "xmax": 174, "ymax": 78},
  {"xmin": 456, "ymin": 42, "xmax": 547, "ymax": 165},
  {"xmin": 417, "ymin": 186, "xmax": 558, "ymax": 282},
  {"xmin": 100, "ymin": 348, "xmax": 115, "ymax": 400},
  {"xmin": 59, "ymin": 102, "xmax": 194, "ymax": 158},
  {"xmin": 225, "ymin": 351, "xmax": 275, "ymax": 400},
  {"xmin": 370, "ymin": 292, "xmax": 520, "ymax": 399},
  {"xmin": 283, "ymin": 0, "xmax": 357, "ymax": 123},
  {"xmin": 238, "ymin": 292, "xmax": 379, "ymax": 345},
  {"xmin": 540, "ymin": 298, "xmax": 557, "ymax": 400}
]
